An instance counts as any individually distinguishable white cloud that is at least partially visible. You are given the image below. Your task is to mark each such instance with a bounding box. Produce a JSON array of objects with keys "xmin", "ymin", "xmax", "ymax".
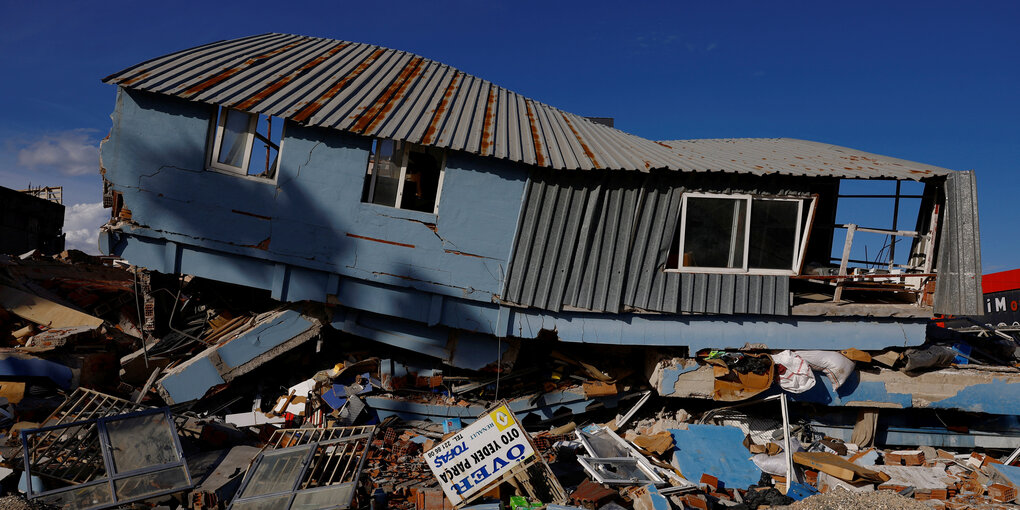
[
  {"xmin": 17, "ymin": 130, "xmax": 99, "ymax": 176},
  {"xmin": 63, "ymin": 202, "xmax": 107, "ymax": 254}
]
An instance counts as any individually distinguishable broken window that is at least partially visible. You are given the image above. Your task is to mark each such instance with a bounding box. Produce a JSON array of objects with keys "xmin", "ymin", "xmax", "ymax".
[
  {"xmin": 362, "ymin": 138, "xmax": 445, "ymax": 213},
  {"xmin": 228, "ymin": 426, "xmax": 375, "ymax": 510},
  {"xmin": 8, "ymin": 388, "xmax": 151, "ymax": 478},
  {"xmin": 671, "ymin": 193, "xmax": 816, "ymax": 275},
  {"xmin": 575, "ymin": 425, "xmax": 668, "ymax": 486},
  {"xmin": 22, "ymin": 407, "xmax": 192, "ymax": 510},
  {"xmin": 576, "ymin": 457, "xmax": 660, "ymax": 484},
  {"xmin": 209, "ymin": 106, "xmax": 283, "ymax": 179}
]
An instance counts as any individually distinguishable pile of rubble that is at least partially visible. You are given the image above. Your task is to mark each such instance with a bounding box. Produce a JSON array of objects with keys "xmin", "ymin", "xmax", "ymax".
[{"xmin": 0, "ymin": 249, "xmax": 1019, "ymax": 510}]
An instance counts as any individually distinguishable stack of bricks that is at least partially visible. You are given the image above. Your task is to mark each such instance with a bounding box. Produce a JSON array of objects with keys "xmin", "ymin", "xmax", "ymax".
[
  {"xmin": 885, "ymin": 449, "xmax": 926, "ymax": 466},
  {"xmin": 988, "ymin": 483, "xmax": 1017, "ymax": 503},
  {"xmin": 531, "ymin": 432, "xmax": 572, "ymax": 463},
  {"xmin": 363, "ymin": 425, "xmax": 441, "ymax": 510},
  {"xmin": 945, "ymin": 494, "xmax": 1015, "ymax": 510},
  {"xmin": 569, "ymin": 479, "xmax": 618, "ymax": 510}
]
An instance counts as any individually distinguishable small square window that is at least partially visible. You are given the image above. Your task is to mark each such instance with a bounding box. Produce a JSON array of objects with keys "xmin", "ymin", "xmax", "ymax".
[
  {"xmin": 209, "ymin": 106, "xmax": 283, "ymax": 180},
  {"xmin": 362, "ymin": 138, "xmax": 445, "ymax": 213}
]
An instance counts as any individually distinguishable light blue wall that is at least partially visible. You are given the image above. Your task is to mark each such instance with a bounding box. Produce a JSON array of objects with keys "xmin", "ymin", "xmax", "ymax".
[
  {"xmin": 102, "ymin": 88, "xmax": 528, "ymax": 306},
  {"xmin": 100, "ymin": 88, "xmax": 930, "ymax": 356}
]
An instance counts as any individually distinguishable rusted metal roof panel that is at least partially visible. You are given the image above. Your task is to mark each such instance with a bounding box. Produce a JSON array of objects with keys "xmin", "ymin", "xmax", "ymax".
[{"xmin": 105, "ymin": 33, "xmax": 955, "ymax": 178}]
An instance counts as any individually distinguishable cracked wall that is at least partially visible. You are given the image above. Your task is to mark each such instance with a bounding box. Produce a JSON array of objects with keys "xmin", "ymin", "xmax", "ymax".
[{"xmin": 101, "ymin": 88, "xmax": 528, "ymax": 308}]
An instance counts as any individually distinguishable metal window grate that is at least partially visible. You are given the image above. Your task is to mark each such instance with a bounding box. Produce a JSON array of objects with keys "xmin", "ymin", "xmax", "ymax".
[
  {"xmin": 22, "ymin": 408, "xmax": 193, "ymax": 510},
  {"xmin": 11, "ymin": 389, "xmax": 150, "ymax": 482},
  {"xmin": 228, "ymin": 425, "xmax": 376, "ymax": 510}
]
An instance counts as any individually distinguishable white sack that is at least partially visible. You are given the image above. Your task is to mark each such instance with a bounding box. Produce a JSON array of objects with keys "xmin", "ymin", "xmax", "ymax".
[
  {"xmin": 750, "ymin": 439, "xmax": 804, "ymax": 476},
  {"xmin": 751, "ymin": 452, "xmax": 788, "ymax": 475},
  {"xmin": 772, "ymin": 350, "xmax": 815, "ymax": 393},
  {"xmin": 796, "ymin": 350, "xmax": 855, "ymax": 390}
]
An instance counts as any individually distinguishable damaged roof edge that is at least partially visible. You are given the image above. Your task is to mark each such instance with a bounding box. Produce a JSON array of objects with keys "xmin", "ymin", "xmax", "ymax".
[{"xmin": 103, "ymin": 33, "xmax": 955, "ymax": 179}]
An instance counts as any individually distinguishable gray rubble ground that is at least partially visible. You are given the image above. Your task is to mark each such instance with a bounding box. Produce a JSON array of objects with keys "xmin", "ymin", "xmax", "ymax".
[{"xmin": 783, "ymin": 488, "xmax": 934, "ymax": 510}]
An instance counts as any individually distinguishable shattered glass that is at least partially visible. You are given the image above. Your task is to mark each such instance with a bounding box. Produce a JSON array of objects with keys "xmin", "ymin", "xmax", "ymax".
[
  {"xmin": 231, "ymin": 494, "xmax": 293, "ymax": 510},
  {"xmin": 106, "ymin": 412, "xmax": 181, "ymax": 473},
  {"xmin": 24, "ymin": 408, "xmax": 192, "ymax": 510},
  {"xmin": 237, "ymin": 446, "xmax": 312, "ymax": 499},
  {"xmin": 290, "ymin": 483, "xmax": 355, "ymax": 510},
  {"xmin": 580, "ymin": 428, "xmax": 629, "ymax": 457},
  {"xmin": 114, "ymin": 466, "xmax": 190, "ymax": 500},
  {"xmin": 578, "ymin": 457, "xmax": 656, "ymax": 484},
  {"xmin": 36, "ymin": 482, "xmax": 113, "ymax": 510}
]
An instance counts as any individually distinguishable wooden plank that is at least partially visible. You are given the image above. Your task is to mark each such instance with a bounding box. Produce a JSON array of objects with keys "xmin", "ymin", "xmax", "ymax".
[
  {"xmin": 833, "ymin": 224, "xmax": 855, "ymax": 302},
  {"xmin": 0, "ymin": 285, "xmax": 103, "ymax": 328}
]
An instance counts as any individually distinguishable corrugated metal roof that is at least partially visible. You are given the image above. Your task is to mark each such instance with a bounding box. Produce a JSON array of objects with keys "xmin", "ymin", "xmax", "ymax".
[
  {"xmin": 934, "ymin": 170, "xmax": 983, "ymax": 315},
  {"xmin": 503, "ymin": 171, "xmax": 789, "ymax": 316},
  {"xmin": 655, "ymin": 138, "xmax": 954, "ymax": 180},
  {"xmin": 104, "ymin": 33, "xmax": 953, "ymax": 180}
]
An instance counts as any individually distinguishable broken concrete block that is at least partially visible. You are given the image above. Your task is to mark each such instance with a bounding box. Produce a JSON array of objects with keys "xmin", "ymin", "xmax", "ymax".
[
  {"xmin": 988, "ymin": 483, "xmax": 1017, "ymax": 503},
  {"xmin": 887, "ymin": 449, "xmax": 926, "ymax": 466},
  {"xmin": 629, "ymin": 485, "xmax": 669, "ymax": 510},
  {"xmin": 155, "ymin": 308, "xmax": 321, "ymax": 404}
]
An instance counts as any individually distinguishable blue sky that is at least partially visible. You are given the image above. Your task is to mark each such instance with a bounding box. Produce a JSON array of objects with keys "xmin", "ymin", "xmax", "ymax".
[{"xmin": 0, "ymin": 1, "xmax": 1017, "ymax": 271}]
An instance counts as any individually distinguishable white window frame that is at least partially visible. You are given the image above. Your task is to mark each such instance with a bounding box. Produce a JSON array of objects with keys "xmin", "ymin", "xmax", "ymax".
[
  {"xmin": 364, "ymin": 139, "xmax": 446, "ymax": 214},
  {"xmin": 207, "ymin": 107, "xmax": 283, "ymax": 182},
  {"xmin": 209, "ymin": 107, "xmax": 257, "ymax": 175},
  {"xmin": 671, "ymin": 192, "xmax": 817, "ymax": 276}
]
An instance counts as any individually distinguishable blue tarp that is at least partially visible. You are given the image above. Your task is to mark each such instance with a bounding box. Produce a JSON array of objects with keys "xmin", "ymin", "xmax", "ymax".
[{"xmin": 669, "ymin": 424, "xmax": 762, "ymax": 489}]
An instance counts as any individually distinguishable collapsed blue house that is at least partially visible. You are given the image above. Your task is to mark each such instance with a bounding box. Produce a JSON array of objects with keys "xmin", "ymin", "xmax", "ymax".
[{"xmin": 97, "ymin": 34, "xmax": 1002, "ymax": 431}]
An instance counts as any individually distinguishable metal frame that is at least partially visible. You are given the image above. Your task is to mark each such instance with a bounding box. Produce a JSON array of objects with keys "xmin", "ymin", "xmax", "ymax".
[
  {"xmin": 22, "ymin": 407, "xmax": 193, "ymax": 509},
  {"xmin": 227, "ymin": 426, "xmax": 376, "ymax": 510},
  {"xmin": 209, "ymin": 106, "xmax": 257, "ymax": 174},
  {"xmin": 576, "ymin": 456, "xmax": 660, "ymax": 485},
  {"xmin": 671, "ymin": 192, "xmax": 816, "ymax": 276},
  {"xmin": 9, "ymin": 388, "xmax": 150, "ymax": 478},
  {"xmin": 575, "ymin": 425, "xmax": 665, "ymax": 486},
  {"xmin": 365, "ymin": 138, "xmax": 446, "ymax": 214}
]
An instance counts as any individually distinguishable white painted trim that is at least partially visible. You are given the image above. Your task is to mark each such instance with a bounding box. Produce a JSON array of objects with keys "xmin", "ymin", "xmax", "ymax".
[
  {"xmin": 750, "ymin": 196, "xmax": 802, "ymax": 272},
  {"xmin": 432, "ymin": 151, "xmax": 448, "ymax": 215},
  {"xmin": 669, "ymin": 192, "xmax": 815, "ymax": 276},
  {"xmin": 208, "ymin": 108, "xmax": 256, "ymax": 175},
  {"xmin": 795, "ymin": 197, "xmax": 818, "ymax": 275},
  {"xmin": 394, "ymin": 145, "xmax": 409, "ymax": 208},
  {"xmin": 676, "ymin": 192, "xmax": 752, "ymax": 272},
  {"xmin": 366, "ymin": 139, "xmax": 379, "ymax": 203}
]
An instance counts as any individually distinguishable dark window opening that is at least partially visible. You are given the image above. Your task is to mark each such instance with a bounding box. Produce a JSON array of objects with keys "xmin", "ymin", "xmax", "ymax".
[{"xmin": 362, "ymin": 138, "xmax": 444, "ymax": 213}]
